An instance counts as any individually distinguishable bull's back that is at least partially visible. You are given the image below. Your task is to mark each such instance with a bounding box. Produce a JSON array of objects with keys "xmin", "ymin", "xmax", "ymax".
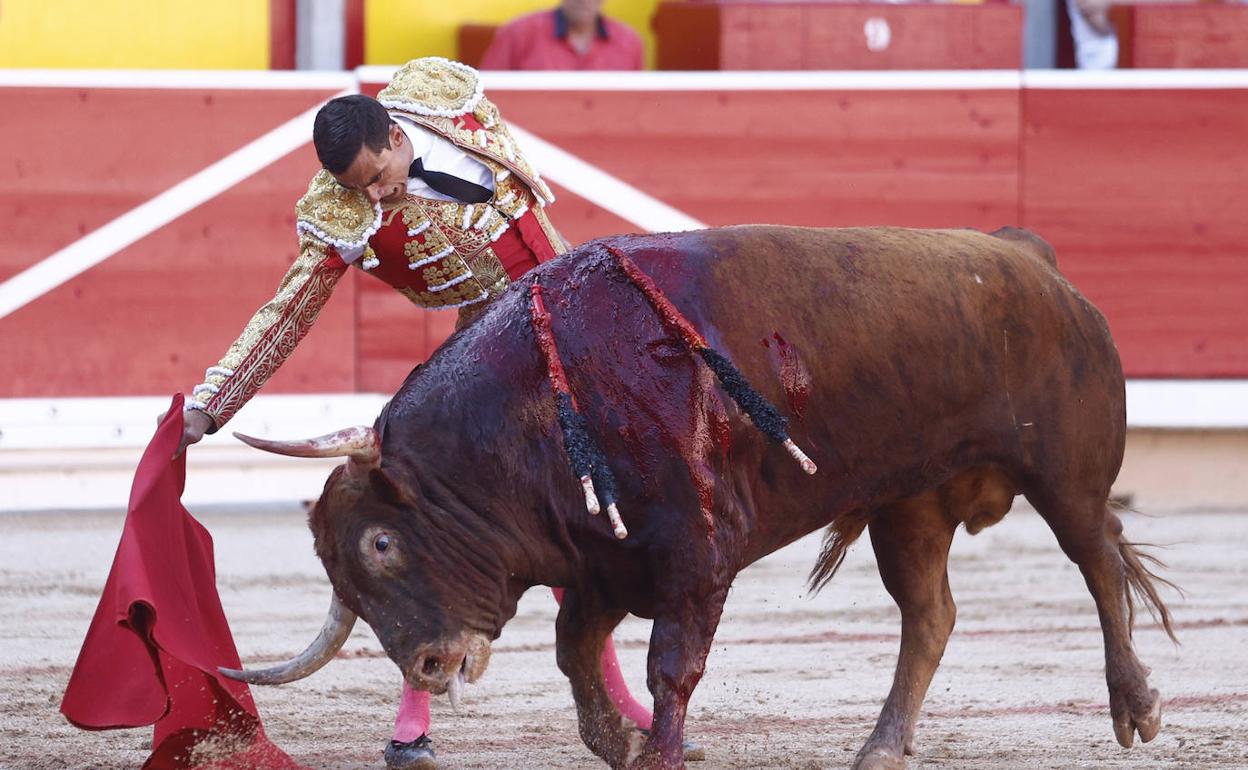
[
  {"xmin": 441, "ymin": 225, "xmax": 1125, "ymax": 562},
  {"xmin": 604, "ymin": 226, "xmax": 1125, "ymax": 547}
]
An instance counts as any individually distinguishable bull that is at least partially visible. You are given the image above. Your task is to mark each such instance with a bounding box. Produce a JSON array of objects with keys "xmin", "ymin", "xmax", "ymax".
[{"xmin": 226, "ymin": 226, "xmax": 1174, "ymax": 769}]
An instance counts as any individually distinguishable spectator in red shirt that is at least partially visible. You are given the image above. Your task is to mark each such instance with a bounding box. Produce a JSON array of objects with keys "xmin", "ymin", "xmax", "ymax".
[{"xmin": 480, "ymin": 0, "xmax": 644, "ymax": 71}]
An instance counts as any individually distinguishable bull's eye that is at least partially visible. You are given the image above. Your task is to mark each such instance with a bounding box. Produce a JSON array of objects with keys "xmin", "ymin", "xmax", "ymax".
[{"xmin": 360, "ymin": 526, "xmax": 402, "ymax": 572}]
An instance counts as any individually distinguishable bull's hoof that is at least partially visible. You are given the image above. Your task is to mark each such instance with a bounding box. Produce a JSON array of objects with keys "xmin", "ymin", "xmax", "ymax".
[
  {"xmin": 625, "ymin": 754, "xmax": 683, "ymax": 770},
  {"xmin": 682, "ymin": 741, "xmax": 706, "ymax": 762},
  {"xmin": 384, "ymin": 735, "xmax": 437, "ymax": 770},
  {"xmin": 852, "ymin": 746, "xmax": 906, "ymax": 770},
  {"xmin": 1112, "ymin": 688, "xmax": 1162, "ymax": 748},
  {"xmin": 638, "ymin": 728, "xmax": 706, "ymax": 762}
]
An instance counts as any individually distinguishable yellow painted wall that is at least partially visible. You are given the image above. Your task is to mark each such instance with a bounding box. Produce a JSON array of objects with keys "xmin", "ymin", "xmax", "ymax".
[
  {"xmin": 0, "ymin": 0, "xmax": 270, "ymax": 69},
  {"xmin": 365, "ymin": 0, "xmax": 662, "ymax": 68}
]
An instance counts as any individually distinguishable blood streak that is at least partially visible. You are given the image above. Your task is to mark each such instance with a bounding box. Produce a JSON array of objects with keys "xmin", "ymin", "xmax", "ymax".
[
  {"xmin": 529, "ymin": 285, "xmax": 574, "ymax": 400},
  {"xmin": 685, "ymin": 367, "xmax": 725, "ymax": 539},
  {"xmin": 768, "ymin": 331, "xmax": 812, "ymax": 418},
  {"xmin": 608, "ymin": 246, "xmax": 708, "ymax": 351}
]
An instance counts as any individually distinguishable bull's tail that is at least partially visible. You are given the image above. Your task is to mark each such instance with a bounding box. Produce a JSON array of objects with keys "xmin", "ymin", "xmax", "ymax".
[
  {"xmin": 1118, "ymin": 534, "xmax": 1180, "ymax": 644},
  {"xmin": 807, "ymin": 509, "xmax": 872, "ymax": 593}
]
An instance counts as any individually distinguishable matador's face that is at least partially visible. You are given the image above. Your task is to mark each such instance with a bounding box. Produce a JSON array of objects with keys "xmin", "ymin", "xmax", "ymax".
[{"xmin": 334, "ymin": 122, "xmax": 413, "ymax": 205}]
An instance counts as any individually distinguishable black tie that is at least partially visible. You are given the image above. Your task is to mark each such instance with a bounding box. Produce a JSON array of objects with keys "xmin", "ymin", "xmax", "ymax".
[{"xmin": 408, "ymin": 158, "xmax": 493, "ymax": 204}]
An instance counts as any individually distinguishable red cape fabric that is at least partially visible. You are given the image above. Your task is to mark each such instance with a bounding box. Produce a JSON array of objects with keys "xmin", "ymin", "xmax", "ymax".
[{"xmin": 60, "ymin": 395, "xmax": 306, "ymax": 770}]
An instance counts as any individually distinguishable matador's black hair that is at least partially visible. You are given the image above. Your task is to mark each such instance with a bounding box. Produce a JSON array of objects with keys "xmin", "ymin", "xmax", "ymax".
[{"xmin": 312, "ymin": 94, "xmax": 395, "ymax": 174}]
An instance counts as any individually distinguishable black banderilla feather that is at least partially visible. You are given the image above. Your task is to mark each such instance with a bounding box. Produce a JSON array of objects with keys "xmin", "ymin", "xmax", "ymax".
[
  {"xmin": 555, "ymin": 391, "xmax": 619, "ymax": 509},
  {"xmin": 604, "ymin": 245, "xmax": 818, "ymax": 475},
  {"xmin": 696, "ymin": 346, "xmax": 789, "ymax": 443}
]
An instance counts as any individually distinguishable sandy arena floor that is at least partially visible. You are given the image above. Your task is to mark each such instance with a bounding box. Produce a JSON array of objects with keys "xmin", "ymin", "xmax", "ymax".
[{"xmin": 1, "ymin": 504, "xmax": 1245, "ymax": 770}]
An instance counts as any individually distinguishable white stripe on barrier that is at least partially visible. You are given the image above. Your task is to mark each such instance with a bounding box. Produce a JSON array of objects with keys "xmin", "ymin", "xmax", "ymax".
[
  {"xmin": 5, "ymin": 68, "xmax": 1246, "ymax": 94},
  {"xmin": 359, "ymin": 66, "xmax": 1024, "ymax": 91},
  {"xmin": 507, "ymin": 123, "xmax": 705, "ymax": 233},
  {"xmin": 1023, "ymin": 69, "xmax": 1248, "ymax": 90},
  {"xmin": 0, "ymin": 394, "xmax": 389, "ymax": 511},
  {"xmin": 0, "ymin": 394, "xmax": 391, "ymax": 450},
  {"xmin": 0, "ymin": 381, "xmax": 1243, "ymax": 453},
  {"xmin": 0, "ymin": 89, "xmax": 353, "ymax": 322},
  {"xmin": 1124, "ymin": 380, "xmax": 1248, "ymax": 430},
  {"xmin": 362, "ymin": 67, "xmax": 1248, "ymax": 92},
  {"xmin": 0, "ymin": 383, "xmax": 1243, "ymax": 512},
  {"xmin": 0, "ymin": 69, "xmax": 356, "ymax": 90}
]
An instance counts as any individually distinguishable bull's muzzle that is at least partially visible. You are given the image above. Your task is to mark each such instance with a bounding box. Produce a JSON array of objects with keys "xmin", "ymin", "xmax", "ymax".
[{"xmin": 405, "ymin": 632, "xmax": 492, "ymax": 710}]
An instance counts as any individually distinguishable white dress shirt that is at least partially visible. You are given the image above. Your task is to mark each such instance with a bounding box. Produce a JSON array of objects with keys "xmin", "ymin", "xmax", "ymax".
[
  {"xmin": 394, "ymin": 115, "xmax": 495, "ymax": 202},
  {"xmin": 336, "ymin": 116, "xmax": 499, "ymax": 263}
]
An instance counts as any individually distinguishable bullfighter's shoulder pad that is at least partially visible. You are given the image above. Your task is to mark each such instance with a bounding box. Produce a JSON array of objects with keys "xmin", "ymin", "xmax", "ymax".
[
  {"xmin": 378, "ymin": 57, "xmax": 484, "ymax": 118},
  {"xmin": 294, "ymin": 170, "xmax": 382, "ymax": 250}
]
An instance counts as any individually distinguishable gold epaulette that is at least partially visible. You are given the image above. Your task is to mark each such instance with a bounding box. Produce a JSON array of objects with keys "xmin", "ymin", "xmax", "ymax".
[
  {"xmin": 378, "ymin": 57, "xmax": 484, "ymax": 119},
  {"xmin": 294, "ymin": 170, "xmax": 382, "ymax": 251}
]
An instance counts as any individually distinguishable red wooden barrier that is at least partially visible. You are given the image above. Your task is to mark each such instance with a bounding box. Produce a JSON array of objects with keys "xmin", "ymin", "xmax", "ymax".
[
  {"xmin": 2, "ymin": 74, "xmax": 1245, "ymax": 401},
  {"xmin": 1117, "ymin": 4, "xmax": 1248, "ymax": 69},
  {"xmin": 0, "ymin": 86, "xmax": 354, "ymax": 398},
  {"xmin": 653, "ymin": 1, "xmax": 1023, "ymax": 70},
  {"xmin": 1022, "ymin": 86, "xmax": 1248, "ymax": 377},
  {"xmin": 489, "ymin": 88, "xmax": 1020, "ymax": 230},
  {"xmin": 269, "ymin": 0, "xmax": 297, "ymax": 70},
  {"xmin": 353, "ymin": 85, "xmax": 1019, "ymax": 388}
]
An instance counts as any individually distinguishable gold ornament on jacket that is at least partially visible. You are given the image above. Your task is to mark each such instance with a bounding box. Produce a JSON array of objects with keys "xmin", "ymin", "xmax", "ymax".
[
  {"xmin": 377, "ymin": 57, "xmax": 485, "ymax": 118},
  {"xmin": 295, "ymin": 170, "xmax": 381, "ymax": 250}
]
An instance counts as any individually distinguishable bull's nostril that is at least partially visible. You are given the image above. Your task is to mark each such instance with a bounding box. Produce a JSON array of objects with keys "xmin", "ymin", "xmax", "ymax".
[{"xmin": 422, "ymin": 657, "xmax": 439, "ymax": 676}]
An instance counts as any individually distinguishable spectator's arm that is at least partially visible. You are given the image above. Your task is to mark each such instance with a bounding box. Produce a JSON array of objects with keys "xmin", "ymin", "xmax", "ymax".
[{"xmin": 1074, "ymin": 0, "xmax": 1113, "ymax": 35}]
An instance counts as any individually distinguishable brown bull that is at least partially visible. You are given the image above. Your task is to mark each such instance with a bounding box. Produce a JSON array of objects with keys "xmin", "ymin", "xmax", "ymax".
[{"xmin": 229, "ymin": 225, "xmax": 1174, "ymax": 770}]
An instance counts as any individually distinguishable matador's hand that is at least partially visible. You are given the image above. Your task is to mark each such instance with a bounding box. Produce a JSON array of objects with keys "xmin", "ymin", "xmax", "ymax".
[{"xmin": 157, "ymin": 407, "xmax": 214, "ymax": 459}]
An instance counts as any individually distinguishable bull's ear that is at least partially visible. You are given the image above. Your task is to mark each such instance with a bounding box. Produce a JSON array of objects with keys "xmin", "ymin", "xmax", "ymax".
[{"xmin": 368, "ymin": 468, "xmax": 418, "ymax": 507}]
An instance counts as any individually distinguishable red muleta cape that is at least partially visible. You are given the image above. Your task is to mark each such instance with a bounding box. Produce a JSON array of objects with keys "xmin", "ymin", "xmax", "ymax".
[{"xmin": 60, "ymin": 394, "xmax": 307, "ymax": 770}]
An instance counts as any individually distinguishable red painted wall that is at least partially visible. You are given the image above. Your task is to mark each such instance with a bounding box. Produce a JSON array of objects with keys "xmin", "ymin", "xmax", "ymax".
[
  {"xmin": 0, "ymin": 86, "xmax": 354, "ymax": 398},
  {"xmin": 1, "ymin": 79, "xmax": 1244, "ymax": 401},
  {"xmin": 491, "ymin": 89, "xmax": 1021, "ymax": 231},
  {"xmin": 653, "ymin": 2, "xmax": 1022, "ymax": 70},
  {"xmin": 1120, "ymin": 5, "xmax": 1248, "ymax": 69},
  {"xmin": 1022, "ymin": 87, "xmax": 1248, "ymax": 376}
]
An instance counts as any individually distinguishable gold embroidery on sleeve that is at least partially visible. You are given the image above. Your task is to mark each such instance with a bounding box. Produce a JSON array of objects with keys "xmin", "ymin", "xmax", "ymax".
[{"xmin": 192, "ymin": 235, "xmax": 347, "ymax": 427}]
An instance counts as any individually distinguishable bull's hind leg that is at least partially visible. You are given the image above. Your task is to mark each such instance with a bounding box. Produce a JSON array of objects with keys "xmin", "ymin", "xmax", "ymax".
[
  {"xmin": 1028, "ymin": 493, "xmax": 1173, "ymax": 747},
  {"xmin": 854, "ymin": 491, "xmax": 959, "ymax": 770},
  {"xmin": 556, "ymin": 589, "xmax": 645, "ymax": 769}
]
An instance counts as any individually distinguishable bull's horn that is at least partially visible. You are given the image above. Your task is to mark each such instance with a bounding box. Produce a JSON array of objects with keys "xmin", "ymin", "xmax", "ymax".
[
  {"xmin": 219, "ymin": 593, "xmax": 357, "ymax": 685},
  {"xmin": 233, "ymin": 425, "xmax": 381, "ymax": 467}
]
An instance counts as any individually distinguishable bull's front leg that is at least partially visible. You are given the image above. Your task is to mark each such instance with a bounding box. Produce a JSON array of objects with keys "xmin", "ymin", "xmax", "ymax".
[
  {"xmin": 555, "ymin": 588, "xmax": 645, "ymax": 769},
  {"xmin": 632, "ymin": 586, "xmax": 728, "ymax": 770}
]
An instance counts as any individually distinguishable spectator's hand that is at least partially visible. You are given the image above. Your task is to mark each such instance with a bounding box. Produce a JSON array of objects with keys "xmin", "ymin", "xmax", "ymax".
[
  {"xmin": 1074, "ymin": 0, "xmax": 1114, "ymax": 35},
  {"xmin": 157, "ymin": 407, "xmax": 214, "ymax": 459}
]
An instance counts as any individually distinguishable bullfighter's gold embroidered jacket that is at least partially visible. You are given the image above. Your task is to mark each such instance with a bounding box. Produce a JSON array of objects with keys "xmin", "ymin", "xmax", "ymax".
[{"xmin": 187, "ymin": 57, "xmax": 564, "ymax": 429}]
